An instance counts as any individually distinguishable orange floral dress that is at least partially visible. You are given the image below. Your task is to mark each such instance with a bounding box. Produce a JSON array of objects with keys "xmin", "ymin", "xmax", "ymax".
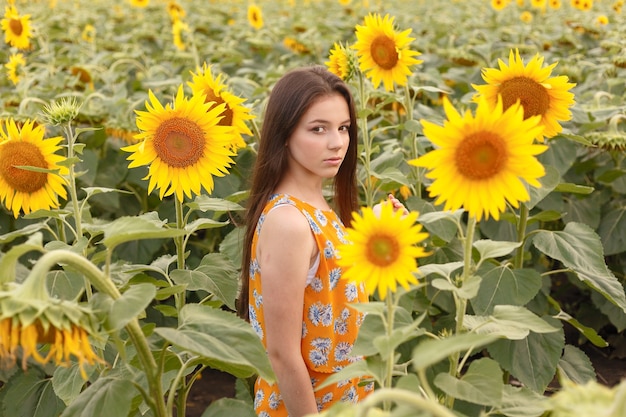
[{"xmin": 248, "ymin": 194, "xmax": 373, "ymax": 416}]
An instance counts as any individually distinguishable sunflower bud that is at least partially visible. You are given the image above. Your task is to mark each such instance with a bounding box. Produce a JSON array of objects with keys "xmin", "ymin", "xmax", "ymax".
[{"xmin": 41, "ymin": 97, "xmax": 82, "ymax": 126}]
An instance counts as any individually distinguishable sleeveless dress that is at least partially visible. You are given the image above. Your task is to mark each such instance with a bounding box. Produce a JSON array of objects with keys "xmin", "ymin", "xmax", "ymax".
[{"xmin": 248, "ymin": 194, "xmax": 373, "ymax": 416}]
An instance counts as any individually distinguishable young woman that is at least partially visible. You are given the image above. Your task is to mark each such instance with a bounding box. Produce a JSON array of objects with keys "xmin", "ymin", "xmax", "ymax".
[{"xmin": 238, "ymin": 65, "xmax": 403, "ymax": 416}]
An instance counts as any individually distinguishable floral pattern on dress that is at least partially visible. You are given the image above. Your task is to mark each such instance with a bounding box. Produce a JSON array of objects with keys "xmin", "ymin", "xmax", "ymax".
[{"xmin": 249, "ymin": 194, "xmax": 371, "ymax": 416}]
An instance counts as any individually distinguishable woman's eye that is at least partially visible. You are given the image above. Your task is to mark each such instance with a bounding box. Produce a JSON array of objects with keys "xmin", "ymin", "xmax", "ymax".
[
  {"xmin": 312, "ymin": 126, "xmax": 325, "ymax": 133},
  {"xmin": 339, "ymin": 125, "xmax": 350, "ymax": 132}
]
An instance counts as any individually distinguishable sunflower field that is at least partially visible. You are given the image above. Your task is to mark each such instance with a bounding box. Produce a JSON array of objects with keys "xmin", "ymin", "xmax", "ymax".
[{"xmin": 1, "ymin": 0, "xmax": 625, "ymax": 416}]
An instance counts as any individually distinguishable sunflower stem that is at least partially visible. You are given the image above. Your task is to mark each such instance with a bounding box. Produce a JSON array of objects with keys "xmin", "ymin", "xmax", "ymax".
[
  {"xmin": 384, "ymin": 294, "xmax": 395, "ymax": 390},
  {"xmin": 63, "ymin": 122, "xmax": 92, "ymax": 300},
  {"xmin": 64, "ymin": 123, "xmax": 84, "ymax": 242},
  {"xmin": 446, "ymin": 216, "xmax": 476, "ymax": 409},
  {"xmin": 174, "ymin": 197, "xmax": 187, "ymax": 312},
  {"xmin": 514, "ymin": 203, "xmax": 529, "ymax": 269},
  {"xmin": 403, "ymin": 84, "xmax": 421, "ymax": 199},
  {"xmin": 27, "ymin": 249, "xmax": 168, "ymax": 417},
  {"xmin": 357, "ymin": 71, "xmax": 375, "ymax": 207}
]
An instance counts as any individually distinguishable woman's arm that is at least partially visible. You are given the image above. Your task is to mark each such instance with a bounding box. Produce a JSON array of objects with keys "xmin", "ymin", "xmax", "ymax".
[{"xmin": 257, "ymin": 205, "xmax": 319, "ymax": 416}]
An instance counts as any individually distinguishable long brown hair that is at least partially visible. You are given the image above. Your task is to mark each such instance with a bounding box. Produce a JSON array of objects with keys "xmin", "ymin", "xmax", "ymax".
[{"xmin": 237, "ymin": 65, "xmax": 359, "ymax": 319}]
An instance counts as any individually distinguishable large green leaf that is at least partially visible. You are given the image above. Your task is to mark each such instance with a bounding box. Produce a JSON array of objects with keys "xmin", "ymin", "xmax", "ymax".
[
  {"xmin": 473, "ymin": 239, "xmax": 521, "ymax": 262},
  {"xmin": 0, "ymin": 232, "xmax": 43, "ymax": 284},
  {"xmin": 464, "ymin": 305, "xmax": 560, "ymax": 339},
  {"xmin": 598, "ymin": 206, "xmax": 626, "ymax": 255},
  {"xmin": 186, "ymin": 195, "xmax": 245, "ymax": 213},
  {"xmin": 170, "ymin": 253, "xmax": 239, "ymax": 310},
  {"xmin": 488, "ymin": 317, "xmax": 564, "ymax": 393},
  {"xmin": 201, "ymin": 398, "xmax": 256, "ymax": 417},
  {"xmin": 470, "ymin": 265, "xmax": 543, "ymax": 315},
  {"xmin": 434, "ymin": 358, "xmax": 503, "ymax": 406},
  {"xmin": 84, "ymin": 211, "xmax": 187, "ymax": 250},
  {"xmin": 59, "ymin": 377, "xmax": 136, "ymax": 417},
  {"xmin": 52, "ymin": 364, "xmax": 86, "ymax": 406},
  {"xmin": 1, "ymin": 369, "xmax": 66, "ymax": 417},
  {"xmin": 412, "ymin": 332, "xmax": 500, "ymax": 371},
  {"xmin": 557, "ymin": 345, "xmax": 596, "ymax": 385},
  {"xmin": 492, "ymin": 385, "xmax": 549, "ymax": 417},
  {"xmin": 527, "ymin": 165, "xmax": 560, "ymax": 210},
  {"xmin": 106, "ymin": 283, "xmax": 157, "ymax": 332},
  {"xmin": 154, "ymin": 304, "xmax": 275, "ymax": 382},
  {"xmin": 532, "ymin": 222, "xmax": 626, "ymax": 313}
]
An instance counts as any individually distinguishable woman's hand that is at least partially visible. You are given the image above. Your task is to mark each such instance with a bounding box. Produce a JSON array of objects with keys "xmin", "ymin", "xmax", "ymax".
[{"xmin": 373, "ymin": 193, "xmax": 409, "ymax": 217}]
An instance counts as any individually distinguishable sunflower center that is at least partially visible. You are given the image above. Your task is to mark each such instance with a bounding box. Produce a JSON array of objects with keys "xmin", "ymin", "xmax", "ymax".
[
  {"xmin": 370, "ymin": 35, "xmax": 399, "ymax": 70},
  {"xmin": 0, "ymin": 142, "xmax": 48, "ymax": 193},
  {"xmin": 366, "ymin": 233, "xmax": 399, "ymax": 267},
  {"xmin": 498, "ymin": 76, "xmax": 550, "ymax": 119},
  {"xmin": 9, "ymin": 18, "xmax": 23, "ymax": 36},
  {"xmin": 153, "ymin": 117, "xmax": 205, "ymax": 168},
  {"xmin": 204, "ymin": 93, "xmax": 233, "ymax": 126},
  {"xmin": 455, "ymin": 132, "xmax": 507, "ymax": 180}
]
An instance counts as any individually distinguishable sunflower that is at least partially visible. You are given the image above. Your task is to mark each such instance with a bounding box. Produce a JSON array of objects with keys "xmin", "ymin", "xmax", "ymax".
[
  {"xmin": 531, "ymin": 0, "xmax": 546, "ymax": 8},
  {"xmin": 520, "ymin": 10, "xmax": 533, "ymax": 22},
  {"xmin": 0, "ymin": 277, "xmax": 103, "ymax": 379},
  {"xmin": 187, "ymin": 63, "xmax": 254, "ymax": 150},
  {"xmin": 167, "ymin": 0, "xmax": 186, "ymax": 21},
  {"xmin": 129, "ymin": 0, "xmax": 149, "ymax": 7},
  {"xmin": 596, "ymin": 15, "xmax": 609, "ymax": 25},
  {"xmin": 549, "ymin": 0, "xmax": 562, "ymax": 9},
  {"xmin": 1, "ymin": 6, "xmax": 32, "ymax": 50},
  {"xmin": 122, "ymin": 86, "xmax": 236, "ymax": 201},
  {"xmin": 326, "ymin": 42, "xmax": 356, "ymax": 81},
  {"xmin": 247, "ymin": 4, "xmax": 263, "ymax": 30},
  {"xmin": 81, "ymin": 24, "xmax": 95, "ymax": 43},
  {"xmin": 171, "ymin": 18, "xmax": 189, "ymax": 51},
  {"xmin": 409, "ymin": 96, "xmax": 547, "ymax": 222},
  {"xmin": 0, "ymin": 119, "xmax": 68, "ymax": 218},
  {"xmin": 352, "ymin": 13, "xmax": 422, "ymax": 91},
  {"xmin": 491, "ymin": 0, "xmax": 509, "ymax": 10},
  {"xmin": 5, "ymin": 52, "xmax": 25, "ymax": 85},
  {"xmin": 472, "ymin": 49, "xmax": 576, "ymax": 141},
  {"xmin": 336, "ymin": 201, "xmax": 429, "ymax": 300}
]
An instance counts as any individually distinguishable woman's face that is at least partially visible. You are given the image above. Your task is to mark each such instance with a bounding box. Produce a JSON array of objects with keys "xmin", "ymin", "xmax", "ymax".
[{"xmin": 285, "ymin": 93, "xmax": 351, "ymax": 181}]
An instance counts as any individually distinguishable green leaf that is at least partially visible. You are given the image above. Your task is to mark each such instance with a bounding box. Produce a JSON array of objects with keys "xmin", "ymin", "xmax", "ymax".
[
  {"xmin": 170, "ymin": 253, "xmax": 239, "ymax": 310},
  {"xmin": 0, "ymin": 232, "xmax": 44, "ymax": 284},
  {"xmin": 52, "ymin": 364, "xmax": 86, "ymax": 405},
  {"xmin": 186, "ymin": 195, "xmax": 245, "ymax": 213},
  {"xmin": 473, "ymin": 239, "xmax": 521, "ymax": 261},
  {"xmin": 434, "ymin": 358, "xmax": 503, "ymax": 406},
  {"xmin": 532, "ymin": 222, "xmax": 626, "ymax": 313},
  {"xmin": 598, "ymin": 206, "xmax": 626, "ymax": 255},
  {"xmin": 527, "ymin": 165, "xmax": 560, "ymax": 210},
  {"xmin": 488, "ymin": 317, "xmax": 564, "ymax": 393},
  {"xmin": 470, "ymin": 265, "xmax": 543, "ymax": 315},
  {"xmin": 154, "ymin": 304, "xmax": 275, "ymax": 382},
  {"xmin": 412, "ymin": 332, "xmax": 500, "ymax": 371},
  {"xmin": 417, "ymin": 210, "xmax": 463, "ymax": 243},
  {"xmin": 184, "ymin": 218, "xmax": 229, "ymax": 234},
  {"xmin": 493, "ymin": 385, "xmax": 549, "ymax": 417},
  {"xmin": 417, "ymin": 262, "xmax": 463, "ymax": 281},
  {"xmin": 553, "ymin": 310, "xmax": 608, "ymax": 347},
  {"xmin": 464, "ymin": 305, "xmax": 560, "ymax": 339},
  {"xmin": 106, "ymin": 283, "xmax": 156, "ymax": 332},
  {"xmin": 431, "ymin": 274, "xmax": 481, "ymax": 300},
  {"xmin": 557, "ymin": 345, "xmax": 596, "ymax": 385},
  {"xmin": 47, "ymin": 270, "xmax": 86, "ymax": 301},
  {"xmin": 2, "ymin": 370, "xmax": 66, "ymax": 417},
  {"xmin": 59, "ymin": 377, "xmax": 136, "ymax": 417},
  {"xmin": 554, "ymin": 183, "xmax": 594, "ymax": 194},
  {"xmin": 201, "ymin": 398, "xmax": 256, "ymax": 417},
  {"xmin": 85, "ymin": 212, "xmax": 188, "ymax": 250}
]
